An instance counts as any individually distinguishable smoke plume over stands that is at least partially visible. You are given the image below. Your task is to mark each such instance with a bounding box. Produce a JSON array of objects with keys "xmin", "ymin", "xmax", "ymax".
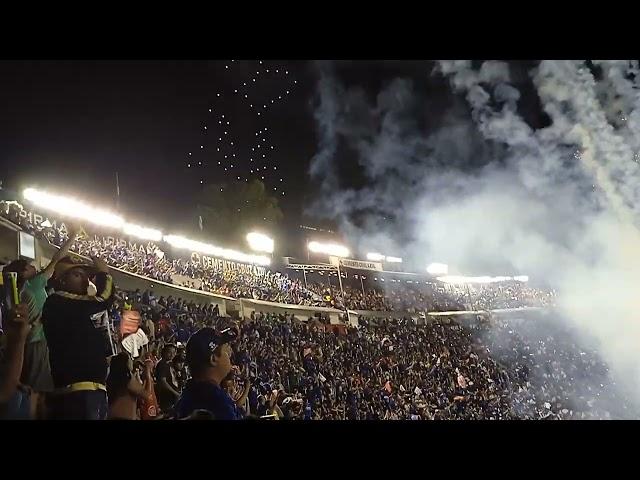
[{"xmin": 308, "ymin": 60, "xmax": 640, "ymax": 416}]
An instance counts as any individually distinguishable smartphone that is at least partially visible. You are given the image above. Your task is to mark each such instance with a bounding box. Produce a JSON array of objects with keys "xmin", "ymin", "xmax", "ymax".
[{"xmin": 3, "ymin": 271, "xmax": 19, "ymax": 309}]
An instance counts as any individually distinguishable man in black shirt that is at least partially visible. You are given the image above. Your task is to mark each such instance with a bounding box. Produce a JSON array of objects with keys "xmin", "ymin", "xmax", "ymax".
[
  {"xmin": 42, "ymin": 256, "xmax": 114, "ymax": 420},
  {"xmin": 155, "ymin": 344, "xmax": 180, "ymax": 413},
  {"xmin": 173, "ymin": 356, "xmax": 188, "ymax": 392}
]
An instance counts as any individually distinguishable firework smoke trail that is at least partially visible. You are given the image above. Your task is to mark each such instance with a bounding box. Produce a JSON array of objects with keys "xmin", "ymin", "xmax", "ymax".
[
  {"xmin": 533, "ymin": 60, "xmax": 639, "ymax": 224},
  {"xmin": 439, "ymin": 60, "xmax": 638, "ymax": 224},
  {"xmin": 592, "ymin": 60, "xmax": 640, "ymax": 155},
  {"xmin": 437, "ymin": 60, "xmax": 640, "ymax": 410},
  {"xmin": 308, "ymin": 60, "xmax": 640, "ymax": 416}
]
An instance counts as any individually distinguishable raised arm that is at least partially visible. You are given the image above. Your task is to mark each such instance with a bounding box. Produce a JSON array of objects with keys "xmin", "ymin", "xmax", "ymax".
[
  {"xmin": 90, "ymin": 256, "xmax": 114, "ymax": 303},
  {"xmin": 142, "ymin": 358, "xmax": 155, "ymax": 397},
  {"xmin": 126, "ymin": 368, "xmax": 151, "ymax": 401},
  {"xmin": 65, "ymin": 256, "xmax": 115, "ymax": 315},
  {"xmin": 235, "ymin": 378, "xmax": 251, "ymax": 409},
  {"xmin": 42, "ymin": 226, "xmax": 81, "ymax": 280}
]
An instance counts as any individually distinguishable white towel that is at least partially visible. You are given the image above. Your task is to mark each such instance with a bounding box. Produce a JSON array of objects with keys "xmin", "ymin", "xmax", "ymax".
[{"xmin": 121, "ymin": 329, "xmax": 149, "ymax": 358}]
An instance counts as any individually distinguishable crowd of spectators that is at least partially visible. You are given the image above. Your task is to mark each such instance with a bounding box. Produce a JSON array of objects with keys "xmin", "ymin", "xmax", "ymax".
[
  {"xmin": 72, "ymin": 238, "xmax": 175, "ymax": 284},
  {"xmin": 2, "ymin": 202, "xmax": 555, "ymax": 314},
  {"xmin": 300, "ymin": 280, "xmax": 554, "ymax": 314},
  {"xmin": 101, "ymin": 290, "xmax": 634, "ymax": 420},
  {"xmin": 225, "ymin": 311, "xmax": 632, "ymax": 420},
  {"xmin": 0, "ymin": 245, "xmax": 632, "ymax": 419},
  {"xmin": 173, "ymin": 258, "xmax": 322, "ymax": 305}
]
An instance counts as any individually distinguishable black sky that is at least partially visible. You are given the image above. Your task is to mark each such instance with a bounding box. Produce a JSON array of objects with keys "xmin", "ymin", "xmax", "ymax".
[
  {"xmin": 0, "ymin": 60, "xmax": 548, "ymax": 256},
  {"xmin": 0, "ymin": 61, "xmax": 446, "ymax": 238},
  {"xmin": 0, "ymin": 60, "xmax": 317, "ymax": 228}
]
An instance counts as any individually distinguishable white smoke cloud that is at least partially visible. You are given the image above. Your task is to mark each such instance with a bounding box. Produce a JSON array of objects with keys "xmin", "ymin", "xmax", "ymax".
[{"xmin": 308, "ymin": 60, "xmax": 640, "ymax": 416}]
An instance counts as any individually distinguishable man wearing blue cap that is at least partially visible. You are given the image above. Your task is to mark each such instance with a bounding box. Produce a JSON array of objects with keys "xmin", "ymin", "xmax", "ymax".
[{"xmin": 175, "ymin": 326, "xmax": 245, "ymax": 420}]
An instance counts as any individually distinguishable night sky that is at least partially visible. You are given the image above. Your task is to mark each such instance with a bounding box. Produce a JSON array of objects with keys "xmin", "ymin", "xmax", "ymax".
[
  {"xmin": 0, "ymin": 60, "xmax": 317, "ymax": 226},
  {"xmin": 0, "ymin": 60, "xmax": 548, "ymax": 256}
]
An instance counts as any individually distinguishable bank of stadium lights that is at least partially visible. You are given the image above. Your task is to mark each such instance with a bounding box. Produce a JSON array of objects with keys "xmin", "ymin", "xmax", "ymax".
[
  {"xmin": 23, "ymin": 188, "xmax": 125, "ymax": 229},
  {"xmin": 427, "ymin": 263, "xmax": 449, "ymax": 275},
  {"xmin": 123, "ymin": 223, "xmax": 163, "ymax": 242},
  {"xmin": 163, "ymin": 235, "xmax": 270, "ymax": 266},
  {"xmin": 23, "ymin": 187, "xmax": 268, "ymax": 265},
  {"xmin": 366, "ymin": 253, "xmax": 403, "ymax": 263},
  {"xmin": 23, "ymin": 188, "xmax": 153, "ymax": 241},
  {"xmin": 308, "ymin": 241, "xmax": 350, "ymax": 258},
  {"xmin": 246, "ymin": 232, "xmax": 274, "ymax": 254},
  {"xmin": 436, "ymin": 275, "xmax": 529, "ymax": 284}
]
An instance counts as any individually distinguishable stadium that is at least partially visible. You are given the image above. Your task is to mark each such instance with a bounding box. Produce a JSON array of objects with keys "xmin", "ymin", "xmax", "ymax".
[{"xmin": 1, "ymin": 60, "xmax": 638, "ymax": 420}]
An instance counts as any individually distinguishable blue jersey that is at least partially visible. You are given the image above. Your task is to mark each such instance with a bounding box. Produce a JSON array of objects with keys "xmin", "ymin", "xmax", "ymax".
[
  {"xmin": 175, "ymin": 379, "xmax": 245, "ymax": 420},
  {"xmin": 176, "ymin": 327, "xmax": 190, "ymax": 344}
]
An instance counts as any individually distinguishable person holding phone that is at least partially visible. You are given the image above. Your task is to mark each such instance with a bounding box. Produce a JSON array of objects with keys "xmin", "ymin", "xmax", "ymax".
[
  {"xmin": 0, "ymin": 299, "xmax": 53, "ymax": 420},
  {"xmin": 3, "ymin": 225, "xmax": 80, "ymax": 392},
  {"xmin": 0, "ymin": 303, "xmax": 33, "ymax": 418},
  {"xmin": 221, "ymin": 365, "xmax": 251, "ymax": 411},
  {"xmin": 106, "ymin": 352, "xmax": 155, "ymax": 420}
]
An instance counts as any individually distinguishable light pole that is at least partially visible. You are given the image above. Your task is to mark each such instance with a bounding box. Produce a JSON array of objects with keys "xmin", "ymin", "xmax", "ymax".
[
  {"xmin": 115, "ymin": 171, "xmax": 121, "ymax": 211},
  {"xmin": 337, "ymin": 262, "xmax": 345, "ymax": 301}
]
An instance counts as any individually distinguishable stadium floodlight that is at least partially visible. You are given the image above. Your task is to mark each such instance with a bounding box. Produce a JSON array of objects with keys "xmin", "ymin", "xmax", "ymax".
[
  {"xmin": 427, "ymin": 263, "xmax": 449, "ymax": 275},
  {"xmin": 366, "ymin": 253, "xmax": 403, "ymax": 263},
  {"xmin": 437, "ymin": 275, "xmax": 479, "ymax": 284},
  {"xmin": 246, "ymin": 232, "xmax": 274, "ymax": 254},
  {"xmin": 493, "ymin": 276, "xmax": 513, "ymax": 282},
  {"xmin": 163, "ymin": 234, "xmax": 270, "ymax": 266},
  {"xmin": 308, "ymin": 241, "xmax": 350, "ymax": 258},
  {"xmin": 436, "ymin": 275, "xmax": 524, "ymax": 284},
  {"xmin": 123, "ymin": 223, "xmax": 163, "ymax": 242},
  {"xmin": 385, "ymin": 256, "xmax": 403, "ymax": 263},
  {"xmin": 514, "ymin": 275, "xmax": 529, "ymax": 282},
  {"xmin": 23, "ymin": 187, "xmax": 124, "ymax": 229}
]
